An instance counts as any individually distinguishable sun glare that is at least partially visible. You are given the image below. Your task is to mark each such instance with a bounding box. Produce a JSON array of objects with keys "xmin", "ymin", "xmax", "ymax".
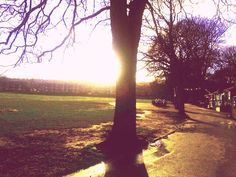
[
  {"xmin": 3, "ymin": 27, "xmax": 153, "ymax": 84},
  {"xmin": 0, "ymin": 1, "xmax": 234, "ymax": 85},
  {"xmin": 62, "ymin": 42, "xmax": 120, "ymax": 85},
  {"xmin": 4, "ymin": 30, "xmax": 121, "ymax": 85}
]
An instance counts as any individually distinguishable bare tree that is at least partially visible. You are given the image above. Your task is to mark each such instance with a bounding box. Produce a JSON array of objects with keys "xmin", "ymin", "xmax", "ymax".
[
  {"xmin": 0, "ymin": 0, "xmax": 149, "ymax": 153},
  {"xmin": 213, "ymin": 0, "xmax": 236, "ymax": 23},
  {"xmin": 143, "ymin": 0, "xmax": 187, "ymax": 117},
  {"xmin": 217, "ymin": 46, "xmax": 236, "ymax": 84},
  {"xmin": 144, "ymin": 15, "xmax": 226, "ymax": 117},
  {"xmin": 0, "ymin": 0, "xmax": 234, "ymax": 154},
  {"xmin": 0, "ymin": 1, "xmax": 110, "ymax": 63},
  {"xmin": 103, "ymin": 0, "xmax": 148, "ymax": 153}
]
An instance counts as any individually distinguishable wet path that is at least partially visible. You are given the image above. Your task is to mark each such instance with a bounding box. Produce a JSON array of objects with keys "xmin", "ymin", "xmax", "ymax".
[{"xmin": 65, "ymin": 104, "xmax": 236, "ymax": 177}]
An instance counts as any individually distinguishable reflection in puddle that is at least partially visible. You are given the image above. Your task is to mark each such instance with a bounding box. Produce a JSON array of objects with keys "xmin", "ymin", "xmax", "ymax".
[
  {"xmin": 220, "ymin": 120, "xmax": 236, "ymax": 129},
  {"xmin": 65, "ymin": 150, "xmax": 149, "ymax": 177},
  {"xmin": 65, "ymin": 162, "xmax": 106, "ymax": 177},
  {"xmin": 109, "ymin": 102, "xmax": 115, "ymax": 107},
  {"xmin": 109, "ymin": 102, "xmax": 152, "ymax": 120},
  {"xmin": 137, "ymin": 110, "xmax": 152, "ymax": 119},
  {"xmin": 64, "ymin": 145, "xmax": 166, "ymax": 177},
  {"xmin": 0, "ymin": 108, "xmax": 19, "ymax": 112}
]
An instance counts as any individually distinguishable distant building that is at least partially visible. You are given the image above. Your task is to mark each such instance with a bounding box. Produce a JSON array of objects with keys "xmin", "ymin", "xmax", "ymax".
[{"xmin": 205, "ymin": 85, "xmax": 236, "ymax": 118}]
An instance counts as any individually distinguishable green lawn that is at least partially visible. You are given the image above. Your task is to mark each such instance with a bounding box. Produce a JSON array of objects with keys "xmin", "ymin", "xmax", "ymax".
[{"xmin": 0, "ymin": 92, "xmax": 150, "ymax": 135}]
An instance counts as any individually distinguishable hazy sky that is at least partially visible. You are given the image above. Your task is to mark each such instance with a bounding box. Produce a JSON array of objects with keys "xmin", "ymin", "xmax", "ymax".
[{"xmin": 0, "ymin": 0, "xmax": 235, "ymax": 84}]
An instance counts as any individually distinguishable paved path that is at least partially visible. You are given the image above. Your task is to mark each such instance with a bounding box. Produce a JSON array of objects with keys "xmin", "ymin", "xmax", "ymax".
[{"xmin": 65, "ymin": 104, "xmax": 236, "ymax": 177}]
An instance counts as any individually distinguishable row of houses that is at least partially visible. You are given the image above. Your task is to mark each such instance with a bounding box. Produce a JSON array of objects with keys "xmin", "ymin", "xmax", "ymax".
[
  {"xmin": 205, "ymin": 85, "xmax": 236, "ymax": 118},
  {"xmin": 0, "ymin": 77, "xmax": 114, "ymax": 96},
  {"xmin": 0, "ymin": 77, "xmax": 153, "ymax": 98}
]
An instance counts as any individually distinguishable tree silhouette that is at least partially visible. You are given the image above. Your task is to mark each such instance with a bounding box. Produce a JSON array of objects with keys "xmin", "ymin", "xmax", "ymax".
[
  {"xmin": 0, "ymin": 0, "xmax": 234, "ymax": 154},
  {"xmin": 145, "ymin": 17, "xmax": 226, "ymax": 117},
  {"xmin": 210, "ymin": 46, "xmax": 236, "ymax": 87},
  {"xmin": 0, "ymin": 0, "xmax": 148, "ymax": 153},
  {"xmin": 220, "ymin": 46, "xmax": 236, "ymax": 84},
  {"xmin": 101, "ymin": 0, "xmax": 148, "ymax": 153}
]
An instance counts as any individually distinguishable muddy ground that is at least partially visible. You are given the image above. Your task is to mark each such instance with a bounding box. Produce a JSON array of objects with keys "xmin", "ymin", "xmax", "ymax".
[
  {"xmin": 65, "ymin": 104, "xmax": 236, "ymax": 177},
  {"xmin": 0, "ymin": 104, "xmax": 181, "ymax": 177}
]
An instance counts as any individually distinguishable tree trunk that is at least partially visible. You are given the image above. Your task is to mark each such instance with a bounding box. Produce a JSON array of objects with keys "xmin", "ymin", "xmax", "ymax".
[
  {"xmin": 175, "ymin": 62, "xmax": 186, "ymax": 119},
  {"xmin": 173, "ymin": 87, "xmax": 178, "ymax": 109},
  {"xmin": 165, "ymin": 2, "xmax": 186, "ymax": 119},
  {"xmin": 175, "ymin": 85, "xmax": 185, "ymax": 118},
  {"xmin": 97, "ymin": 0, "xmax": 147, "ymax": 153},
  {"xmin": 171, "ymin": 61, "xmax": 186, "ymax": 119}
]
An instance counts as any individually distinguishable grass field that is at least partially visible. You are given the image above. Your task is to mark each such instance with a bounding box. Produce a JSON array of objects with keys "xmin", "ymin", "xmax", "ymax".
[
  {"xmin": 0, "ymin": 92, "xmax": 151, "ymax": 135},
  {"xmin": 0, "ymin": 93, "xmax": 182, "ymax": 177}
]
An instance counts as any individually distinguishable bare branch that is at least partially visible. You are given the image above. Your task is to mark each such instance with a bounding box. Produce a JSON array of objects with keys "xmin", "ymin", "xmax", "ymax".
[
  {"xmin": 37, "ymin": 6, "xmax": 110, "ymax": 61},
  {"xmin": 0, "ymin": 1, "xmax": 110, "ymax": 66},
  {"xmin": 146, "ymin": 1, "xmax": 159, "ymax": 36},
  {"xmin": 74, "ymin": 6, "xmax": 110, "ymax": 26}
]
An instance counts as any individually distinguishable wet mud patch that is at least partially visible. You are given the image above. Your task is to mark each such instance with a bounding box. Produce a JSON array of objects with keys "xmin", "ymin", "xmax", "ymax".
[
  {"xmin": 0, "ymin": 137, "xmax": 17, "ymax": 147},
  {"xmin": 136, "ymin": 109, "xmax": 152, "ymax": 120},
  {"xmin": 0, "ymin": 123, "xmax": 113, "ymax": 177},
  {"xmin": 150, "ymin": 140, "xmax": 171, "ymax": 158},
  {"xmin": 155, "ymin": 144, "xmax": 170, "ymax": 157},
  {"xmin": 0, "ymin": 108, "xmax": 19, "ymax": 113},
  {"xmin": 153, "ymin": 132, "xmax": 226, "ymax": 177},
  {"xmin": 136, "ymin": 108, "xmax": 181, "ymax": 142},
  {"xmin": 0, "ymin": 104, "xmax": 182, "ymax": 177}
]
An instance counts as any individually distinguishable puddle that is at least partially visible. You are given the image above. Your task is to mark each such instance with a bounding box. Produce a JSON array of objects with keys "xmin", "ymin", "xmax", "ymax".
[
  {"xmin": 0, "ymin": 108, "xmax": 19, "ymax": 113},
  {"xmin": 0, "ymin": 137, "xmax": 16, "ymax": 147},
  {"xmin": 109, "ymin": 102, "xmax": 152, "ymax": 120},
  {"xmin": 65, "ymin": 130, "xmax": 228, "ymax": 177},
  {"xmin": 64, "ymin": 138, "xmax": 171, "ymax": 177},
  {"xmin": 137, "ymin": 110, "xmax": 152, "ymax": 119},
  {"xmin": 65, "ymin": 162, "xmax": 106, "ymax": 177},
  {"xmin": 220, "ymin": 120, "xmax": 236, "ymax": 129},
  {"xmin": 108, "ymin": 102, "xmax": 115, "ymax": 107}
]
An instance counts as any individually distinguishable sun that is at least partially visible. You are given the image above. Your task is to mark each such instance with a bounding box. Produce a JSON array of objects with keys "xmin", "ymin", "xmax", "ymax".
[
  {"xmin": 63, "ymin": 42, "xmax": 120, "ymax": 85},
  {"xmin": 4, "ymin": 29, "xmax": 120, "ymax": 85},
  {"xmin": 44, "ymin": 28, "xmax": 122, "ymax": 85}
]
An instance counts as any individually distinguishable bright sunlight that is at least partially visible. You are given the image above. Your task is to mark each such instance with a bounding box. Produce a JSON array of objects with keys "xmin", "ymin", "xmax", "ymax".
[
  {"xmin": 2, "ymin": 28, "xmax": 153, "ymax": 85},
  {"xmin": 3, "ymin": 30, "xmax": 119, "ymax": 85},
  {"xmin": 0, "ymin": 0, "xmax": 234, "ymax": 85}
]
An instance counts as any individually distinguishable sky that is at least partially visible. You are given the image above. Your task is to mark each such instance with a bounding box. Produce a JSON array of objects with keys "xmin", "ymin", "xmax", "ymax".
[
  {"xmin": 1, "ymin": 29, "xmax": 121, "ymax": 84},
  {"xmin": 0, "ymin": 0, "xmax": 235, "ymax": 85},
  {"xmin": 0, "ymin": 27, "xmax": 154, "ymax": 84}
]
